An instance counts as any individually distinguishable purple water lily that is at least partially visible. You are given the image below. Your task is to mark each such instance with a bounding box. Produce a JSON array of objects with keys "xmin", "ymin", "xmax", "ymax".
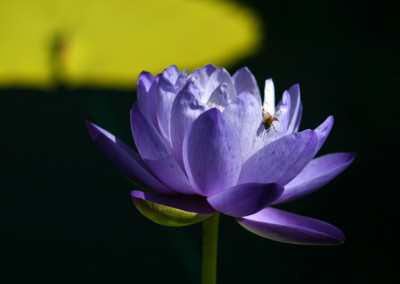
[{"xmin": 86, "ymin": 64, "xmax": 354, "ymax": 245}]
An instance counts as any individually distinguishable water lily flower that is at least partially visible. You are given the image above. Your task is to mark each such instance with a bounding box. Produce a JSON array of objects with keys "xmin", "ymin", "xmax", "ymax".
[{"xmin": 86, "ymin": 64, "xmax": 354, "ymax": 245}]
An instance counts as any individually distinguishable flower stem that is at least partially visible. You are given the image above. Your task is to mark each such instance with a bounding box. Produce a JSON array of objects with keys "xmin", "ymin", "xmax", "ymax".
[{"xmin": 201, "ymin": 212, "xmax": 220, "ymax": 284}]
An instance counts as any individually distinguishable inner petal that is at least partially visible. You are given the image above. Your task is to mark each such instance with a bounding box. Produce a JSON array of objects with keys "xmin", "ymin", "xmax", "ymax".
[{"xmin": 207, "ymin": 83, "xmax": 229, "ymax": 111}]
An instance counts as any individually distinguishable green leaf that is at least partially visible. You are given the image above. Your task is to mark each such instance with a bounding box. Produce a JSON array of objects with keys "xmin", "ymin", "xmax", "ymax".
[{"xmin": 132, "ymin": 197, "xmax": 212, "ymax": 227}]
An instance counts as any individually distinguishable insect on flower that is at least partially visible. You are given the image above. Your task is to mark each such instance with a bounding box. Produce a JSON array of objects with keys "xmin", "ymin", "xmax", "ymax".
[{"xmin": 262, "ymin": 106, "xmax": 282, "ymax": 132}]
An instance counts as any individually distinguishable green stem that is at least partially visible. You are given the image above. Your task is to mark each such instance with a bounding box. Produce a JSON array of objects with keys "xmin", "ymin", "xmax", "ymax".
[{"xmin": 201, "ymin": 212, "xmax": 220, "ymax": 284}]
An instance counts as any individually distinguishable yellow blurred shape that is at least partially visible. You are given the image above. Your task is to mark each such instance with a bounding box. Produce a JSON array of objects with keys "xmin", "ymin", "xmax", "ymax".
[{"xmin": 0, "ymin": 0, "xmax": 262, "ymax": 89}]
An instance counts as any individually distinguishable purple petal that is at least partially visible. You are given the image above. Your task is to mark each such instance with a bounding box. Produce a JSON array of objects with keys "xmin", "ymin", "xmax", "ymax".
[
  {"xmin": 157, "ymin": 74, "xmax": 178, "ymax": 144},
  {"xmin": 137, "ymin": 71, "xmax": 159, "ymax": 130},
  {"xmin": 262, "ymin": 90, "xmax": 291, "ymax": 145},
  {"xmin": 170, "ymin": 82, "xmax": 208, "ymax": 167},
  {"xmin": 137, "ymin": 71, "xmax": 153, "ymax": 92},
  {"xmin": 137, "ymin": 72, "xmax": 153, "ymax": 121},
  {"xmin": 207, "ymin": 83, "xmax": 229, "ymax": 110},
  {"xmin": 263, "ymin": 79, "xmax": 275, "ymax": 115},
  {"xmin": 204, "ymin": 68, "xmax": 236, "ymax": 102},
  {"xmin": 147, "ymin": 77, "xmax": 161, "ymax": 131},
  {"xmin": 232, "ymin": 67, "xmax": 262, "ymax": 105},
  {"xmin": 237, "ymin": 207, "xmax": 345, "ymax": 245},
  {"xmin": 239, "ymin": 130, "xmax": 317, "ymax": 186},
  {"xmin": 162, "ymin": 65, "xmax": 180, "ymax": 84},
  {"xmin": 175, "ymin": 70, "xmax": 188, "ymax": 92},
  {"xmin": 85, "ymin": 121, "xmax": 173, "ymax": 194},
  {"xmin": 131, "ymin": 103, "xmax": 195, "ymax": 194},
  {"xmin": 187, "ymin": 64, "xmax": 217, "ymax": 96},
  {"xmin": 131, "ymin": 190, "xmax": 215, "ymax": 214},
  {"xmin": 286, "ymin": 84, "xmax": 302, "ymax": 133},
  {"xmin": 183, "ymin": 108, "xmax": 242, "ymax": 196},
  {"xmin": 222, "ymin": 92, "xmax": 263, "ymax": 162},
  {"xmin": 201, "ymin": 64, "xmax": 218, "ymax": 76},
  {"xmin": 207, "ymin": 183, "xmax": 283, "ymax": 217},
  {"xmin": 274, "ymin": 152, "xmax": 356, "ymax": 204},
  {"xmin": 313, "ymin": 116, "xmax": 334, "ymax": 156}
]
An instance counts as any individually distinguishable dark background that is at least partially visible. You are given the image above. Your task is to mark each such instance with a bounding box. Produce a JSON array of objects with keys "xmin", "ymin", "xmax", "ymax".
[{"xmin": 1, "ymin": 0, "xmax": 398, "ymax": 283}]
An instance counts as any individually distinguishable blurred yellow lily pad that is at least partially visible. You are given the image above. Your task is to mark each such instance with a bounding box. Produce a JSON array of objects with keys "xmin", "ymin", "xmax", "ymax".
[{"xmin": 0, "ymin": 0, "xmax": 262, "ymax": 88}]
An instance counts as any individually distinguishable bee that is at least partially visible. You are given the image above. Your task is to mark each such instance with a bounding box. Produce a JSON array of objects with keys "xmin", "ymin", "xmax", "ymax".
[{"xmin": 261, "ymin": 106, "xmax": 282, "ymax": 132}]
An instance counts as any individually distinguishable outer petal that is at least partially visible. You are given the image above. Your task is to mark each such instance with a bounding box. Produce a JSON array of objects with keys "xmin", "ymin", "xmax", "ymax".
[
  {"xmin": 286, "ymin": 84, "xmax": 302, "ymax": 134},
  {"xmin": 85, "ymin": 121, "xmax": 173, "ymax": 194},
  {"xmin": 131, "ymin": 190, "xmax": 215, "ymax": 214},
  {"xmin": 239, "ymin": 130, "xmax": 317, "ymax": 186},
  {"xmin": 175, "ymin": 70, "xmax": 188, "ymax": 92},
  {"xmin": 232, "ymin": 67, "xmax": 262, "ymax": 105},
  {"xmin": 222, "ymin": 92, "xmax": 263, "ymax": 162},
  {"xmin": 162, "ymin": 65, "xmax": 180, "ymax": 84},
  {"xmin": 313, "ymin": 116, "xmax": 334, "ymax": 156},
  {"xmin": 132, "ymin": 192, "xmax": 213, "ymax": 227},
  {"xmin": 136, "ymin": 71, "xmax": 153, "ymax": 122},
  {"xmin": 237, "ymin": 207, "xmax": 345, "ymax": 245},
  {"xmin": 137, "ymin": 71, "xmax": 153, "ymax": 92},
  {"xmin": 183, "ymin": 108, "xmax": 242, "ymax": 196},
  {"xmin": 157, "ymin": 73, "xmax": 178, "ymax": 145},
  {"xmin": 131, "ymin": 103, "xmax": 194, "ymax": 195},
  {"xmin": 263, "ymin": 79, "xmax": 275, "ymax": 115},
  {"xmin": 170, "ymin": 82, "xmax": 208, "ymax": 167},
  {"xmin": 147, "ymin": 76, "xmax": 160, "ymax": 130},
  {"xmin": 207, "ymin": 183, "xmax": 283, "ymax": 217},
  {"xmin": 137, "ymin": 71, "xmax": 159, "ymax": 130},
  {"xmin": 274, "ymin": 152, "xmax": 356, "ymax": 204}
]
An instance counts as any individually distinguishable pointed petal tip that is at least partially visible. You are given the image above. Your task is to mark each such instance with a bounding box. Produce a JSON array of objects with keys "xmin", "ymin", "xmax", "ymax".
[
  {"xmin": 85, "ymin": 120, "xmax": 116, "ymax": 143},
  {"xmin": 326, "ymin": 115, "xmax": 334, "ymax": 123},
  {"xmin": 345, "ymin": 151, "xmax": 356, "ymax": 161},
  {"xmin": 137, "ymin": 71, "xmax": 153, "ymax": 88},
  {"xmin": 85, "ymin": 120, "xmax": 97, "ymax": 138},
  {"xmin": 243, "ymin": 66, "xmax": 251, "ymax": 72},
  {"xmin": 84, "ymin": 118, "xmax": 91, "ymax": 129},
  {"xmin": 202, "ymin": 63, "xmax": 218, "ymax": 69},
  {"xmin": 265, "ymin": 78, "xmax": 274, "ymax": 87},
  {"xmin": 274, "ymin": 151, "xmax": 356, "ymax": 204},
  {"xmin": 85, "ymin": 119, "xmax": 96, "ymax": 139},
  {"xmin": 168, "ymin": 64, "xmax": 179, "ymax": 71},
  {"xmin": 323, "ymin": 115, "xmax": 335, "ymax": 126},
  {"xmin": 234, "ymin": 66, "xmax": 255, "ymax": 79},
  {"xmin": 163, "ymin": 64, "xmax": 180, "ymax": 75},
  {"xmin": 237, "ymin": 208, "xmax": 346, "ymax": 245},
  {"xmin": 288, "ymin": 83, "xmax": 300, "ymax": 94},
  {"xmin": 207, "ymin": 106, "xmax": 222, "ymax": 116},
  {"xmin": 85, "ymin": 118, "xmax": 93, "ymax": 128},
  {"xmin": 312, "ymin": 116, "xmax": 335, "ymax": 155},
  {"xmin": 338, "ymin": 151, "xmax": 356, "ymax": 167}
]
